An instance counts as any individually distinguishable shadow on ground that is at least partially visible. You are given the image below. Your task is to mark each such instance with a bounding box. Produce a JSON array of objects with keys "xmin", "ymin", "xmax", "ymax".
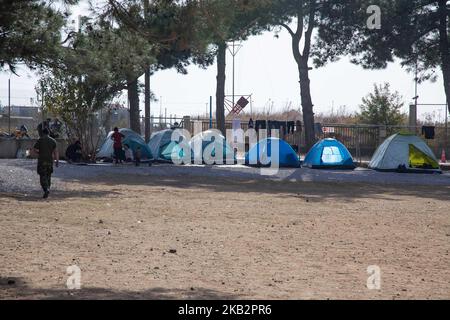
[
  {"xmin": 81, "ymin": 172, "xmax": 450, "ymax": 203},
  {"xmin": 0, "ymin": 277, "xmax": 239, "ymax": 300},
  {"xmin": 0, "ymin": 190, "xmax": 120, "ymax": 202}
]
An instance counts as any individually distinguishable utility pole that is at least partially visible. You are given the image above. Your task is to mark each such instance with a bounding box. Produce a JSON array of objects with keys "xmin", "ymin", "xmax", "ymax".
[
  {"xmin": 209, "ymin": 96, "xmax": 213, "ymax": 129},
  {"xmin": 446, "ymin": 103, "xmax": 448, "ymax": 155},
  {"xmin": 412, "ymin": 60, "xmax": 419, "ymax": 134},
  {"xmin": 228, "ymin": 41, "xmax": 243, "ymax": 108},
  {"xmin": 8, "ymin": 78, "xmax": 11, "ymax": 135}
]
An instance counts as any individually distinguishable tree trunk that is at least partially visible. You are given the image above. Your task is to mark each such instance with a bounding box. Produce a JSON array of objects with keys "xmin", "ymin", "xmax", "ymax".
[
  {"xmin": 438, "ymin": 0, "xmax": 450, "ymax": 115},
  {"xmin": 298, "ymin": 57, "xmax": 315, "ymax": 150},
  {"xmin": 286, "ymin": 2, "xmax": 317, "ymax": 152},
  {"xmin": 216, "ymin": 42, "xmax": 226, "ymax": 135},
  {"xmin": 128, "ymin": 77, "xmax": 141, "ymax": 134},
  {"xmin": 144, "ymin": 69, "xmax": 151, "ymax": 142},
  {"xmin": 143, "ymin": 0, "xmax": 151, "ymax": 141}
]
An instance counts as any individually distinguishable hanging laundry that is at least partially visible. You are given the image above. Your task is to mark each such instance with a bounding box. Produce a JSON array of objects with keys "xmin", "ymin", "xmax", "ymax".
[
  {"xmin": 255, "ymin": 120, "xmax": 267, "ymax": 132},
  {"xmin": 421, "ymin": 126, "xmax": 435, "ymax": 140},
  {"xmin": 314, "ymin": 123, "xmax": 323, "ymax": 135},
  {"xmin": 287, "ymin": 121, "xmax": 295, "ymax": 134},
  {"xmin": 296, "ymin": 120, "xmax": 302, "ymax": 133}
]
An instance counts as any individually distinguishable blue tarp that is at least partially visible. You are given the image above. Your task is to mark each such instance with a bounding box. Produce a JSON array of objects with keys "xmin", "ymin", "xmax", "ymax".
[
  {"xmin": 303, "ymin": 138, "xmax": 355, "ymax": 169},
  {"xmin": 245, "ymin": 137, "xmax": 301, "ymax": 168}
]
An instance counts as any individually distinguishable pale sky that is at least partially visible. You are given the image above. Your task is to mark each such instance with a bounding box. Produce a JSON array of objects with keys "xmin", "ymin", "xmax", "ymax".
[{"xmin": 0, "ymin": 1, "xmax": 448, "ymax": 122}]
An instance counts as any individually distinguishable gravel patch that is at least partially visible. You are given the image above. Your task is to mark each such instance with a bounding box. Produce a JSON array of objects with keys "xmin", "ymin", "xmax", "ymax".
[{"xmin": 1, "ymin": 159, "xmax": 449, "ymax": 194}]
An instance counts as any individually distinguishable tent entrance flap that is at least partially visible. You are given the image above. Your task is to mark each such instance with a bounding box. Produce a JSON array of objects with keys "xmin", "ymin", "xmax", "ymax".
[
  {"xmin": 321, "ymin": 146, "xmax": 343, "ymax": 164},
  {"xmin": 409, "ymin": 144, "xmax": 439, "ymax": 169}
]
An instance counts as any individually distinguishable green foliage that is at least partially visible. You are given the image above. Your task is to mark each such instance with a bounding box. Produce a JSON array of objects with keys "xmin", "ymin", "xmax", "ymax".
[
  {"xmin": 38, "ymin": 19, "xmax": 156, "ymax": 158},
  {"xmin": 0, "ymin": 0, "xmax": 78, "ymax": 73},
  {"xmin": 358, "ymin": 83, "xmax": 406, "ymax": 126},
  {"xmin": 313, "ymin": 0, "xmax": 445, "ymax": 82},
  {"xmin": 198, "ymin": 0, "xmax": 274, "ymax": 44},
  {"xmin": 106, "ymin": 0, "xmax": 216, "ymax": 74}
]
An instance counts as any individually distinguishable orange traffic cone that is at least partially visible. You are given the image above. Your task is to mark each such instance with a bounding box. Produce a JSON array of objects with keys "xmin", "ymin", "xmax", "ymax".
[{"xmin": 441, "ymin": 149, "xmax": 447, "ymax": 163}]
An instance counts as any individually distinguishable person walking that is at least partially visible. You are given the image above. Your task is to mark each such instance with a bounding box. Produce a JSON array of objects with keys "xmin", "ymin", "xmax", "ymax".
[
  {"xmin": 33, "ymin": 128, "xmax": 59, "ymax": 199},
  {"xmin": 111, "ymin": 127, "xmax": 125, "ymax": 164}
]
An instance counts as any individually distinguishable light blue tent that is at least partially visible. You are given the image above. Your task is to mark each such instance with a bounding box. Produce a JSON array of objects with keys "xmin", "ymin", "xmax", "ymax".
[
  {"xmin": 245, "ymin": 137, "xmax": 301, "ymax": 168},
  {"xmin": 97, "ymin": 128, "xmax": 153, "ymax": 160},
  {"xmin": 303, "ymin": 138, "xmax": 355, "ymax": 169},
  {"xmin": 189, "ymin": 130, "xmax": 235, "ymax": 164},
  {"xmin": 148, "ymin": 129, "xmax": 187, "ymax": 162}
]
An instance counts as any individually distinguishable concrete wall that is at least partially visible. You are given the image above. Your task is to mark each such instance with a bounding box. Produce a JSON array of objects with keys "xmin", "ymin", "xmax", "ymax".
[
  {"xmin": 0, "ymin": 116, "xmax": 39, "ymax": 138},
  {"xmin": 0, "ymin": 138, "xmax": 67, "ymax": 159}
]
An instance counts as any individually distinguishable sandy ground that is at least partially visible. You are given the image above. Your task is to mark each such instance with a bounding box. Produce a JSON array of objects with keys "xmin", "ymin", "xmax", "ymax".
[{"xmin": 0, "ymin": 160, "xmax": 450, "ymax": 300}]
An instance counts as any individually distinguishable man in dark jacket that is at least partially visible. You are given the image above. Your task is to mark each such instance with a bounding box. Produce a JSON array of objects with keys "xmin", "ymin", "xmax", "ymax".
[
  {"xmin": 65, "ymin": 140, "xmax": 82, "ymax": 163},
  {"xmin": 33, "ymin": 128, "xmax": 59, "ymax": 199}
]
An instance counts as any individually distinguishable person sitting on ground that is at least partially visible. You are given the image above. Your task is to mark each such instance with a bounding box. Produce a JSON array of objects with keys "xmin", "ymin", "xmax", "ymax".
[
  {"xmin": 124, "ymin": 144, "xmax": 134, "ymax": 162},
  {"xmin": 111, "ymin": 127, "xmax": 125, "ymax": 164},
  {"xmin": 134, "ymin": 146, "xmax": 142, "ymax": 167},
  {"xmin": 65, "ymin": 140, "xmax": 82, "ymax": 163}
]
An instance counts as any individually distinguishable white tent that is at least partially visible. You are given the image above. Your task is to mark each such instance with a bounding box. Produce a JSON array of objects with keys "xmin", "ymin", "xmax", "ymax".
[{"xmin": 369, "ymin": 133, "xmax": 441, "ymax": 173}]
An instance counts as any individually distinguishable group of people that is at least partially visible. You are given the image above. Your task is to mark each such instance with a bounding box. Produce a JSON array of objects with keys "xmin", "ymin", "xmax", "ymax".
[
  {"xmin": 111, "ymin": 127, "xmax": 144, "ymax": 166},
  {"xmin": 32, "ymin": 125, "xmax": 150, "ymax": 199},
  {"xmin": 37, "ymin": 118, "xmax": 62, "ymax": 139}
]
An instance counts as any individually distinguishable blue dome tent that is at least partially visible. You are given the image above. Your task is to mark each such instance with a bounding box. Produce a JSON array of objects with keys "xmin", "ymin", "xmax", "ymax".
[
  {"xmin": 148, "ymin": 129, "xmax": 187, "ymax": 163},
  {"xmin": 303, "ymin": 138, "xmax": 355, "ymax": 169},
  {"xmin": 245, "ymin": 137, "xmax": 301, "ymax": 168}
]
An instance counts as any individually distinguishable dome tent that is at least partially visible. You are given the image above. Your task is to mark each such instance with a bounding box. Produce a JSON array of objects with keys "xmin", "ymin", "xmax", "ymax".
[
  {"xmin": 148, "ymin": 129, "xmax": 187, "ymax": 163},
  {"xmin": 369, "ymin": 133, "xmax": 441, "ymax": 173},
  {"xmin": 303, "ymin": 138, "xmax": 355, "ymax": 169},
  {"xmin": 97, "ymin": 128, "xmax": 153, "ymax": 160},
  {"xmin": 245, "ymin": 137, "xmax": 301, "ymax": 168},
  {"xmin": 189, "ymin": 130, "xmax": 235, "ymax": 164}
]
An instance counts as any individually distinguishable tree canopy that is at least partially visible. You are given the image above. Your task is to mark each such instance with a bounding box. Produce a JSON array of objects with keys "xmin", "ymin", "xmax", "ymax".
[
  {"xmin": 0, "ymin": 0, "xmax": 78, "ymax": 73},
  {"xmin": 313, "ymin": 0, "xmax": 450, "ymax": 113}
]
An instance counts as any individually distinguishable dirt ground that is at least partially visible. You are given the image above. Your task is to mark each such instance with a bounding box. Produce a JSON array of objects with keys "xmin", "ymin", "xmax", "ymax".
[{"xmin": 0, "ymin": 173, "xmax": 449, "ymax": 300}]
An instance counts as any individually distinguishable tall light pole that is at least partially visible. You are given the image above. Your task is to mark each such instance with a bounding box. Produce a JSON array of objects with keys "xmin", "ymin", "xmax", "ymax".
[
  {"xmin": 8, "ymin": 77, "xmax": 11, "ymax": 135},
  {"xmin": 209, "ymin": 96, "xmax": 213, "ymax": 129},
  {"xmin": 228, "ymin": 41, "xmax": 243, "ymax": 108}
]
